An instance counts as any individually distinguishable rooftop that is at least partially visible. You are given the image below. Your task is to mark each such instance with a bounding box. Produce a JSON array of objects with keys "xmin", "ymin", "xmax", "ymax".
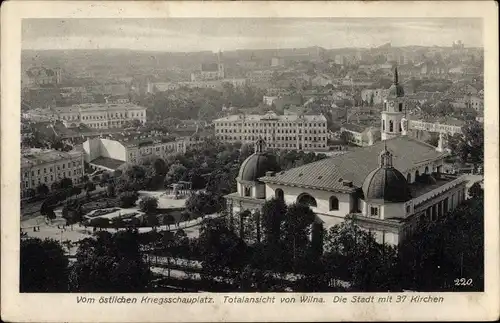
[
  {"xmin": 214, "ymin": 112, "xmax": 327, "ymax": 123},
  {"xmin": 21, "ymin": 149, "xmax": 82, "ymax": 168},
  {"xmin": 89, "ymin": 157, "xmax": 126, "ymax": 171},
  {"xmin": 260, "ymin": 136, "xmax": 447, "ymax": 192}
]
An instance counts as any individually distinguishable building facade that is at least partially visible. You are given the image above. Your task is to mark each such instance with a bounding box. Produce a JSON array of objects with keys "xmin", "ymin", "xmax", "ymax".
[
  {"xmin": 25, "ymin": 103, "xmax": 147, "ymax": 129},
  {"xmin": 214, "ymin": 111, "xmax": 329, "ymax": 151},
  {"xmin": 21, "ymin": 149, "xmax": 84, "ymax": 198}
]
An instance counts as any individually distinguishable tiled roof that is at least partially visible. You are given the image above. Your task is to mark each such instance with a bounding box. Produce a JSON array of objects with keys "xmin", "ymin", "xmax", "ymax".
[
  {"xmin": 21, "ymin": 149, "xmax": 83, "ymax": 168},
  {"xmin": 260, "ymin": 136, "xmax": 446, "ymax": 192}
]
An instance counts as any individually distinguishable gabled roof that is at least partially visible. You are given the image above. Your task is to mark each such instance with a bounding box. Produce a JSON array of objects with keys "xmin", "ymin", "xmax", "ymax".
[{"xmin": 260, "ymin": 136, "xmax": 447, "ymax": 192}]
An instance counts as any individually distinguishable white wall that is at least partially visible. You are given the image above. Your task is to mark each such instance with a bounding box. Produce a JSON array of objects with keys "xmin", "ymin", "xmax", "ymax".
[
  {"xmin": 100, "ymin": 139, "xmax": 127, "ymax": 162},
  {"xmin": 266, "ymin": 183, "xmax": 353, "ymax": 217}
]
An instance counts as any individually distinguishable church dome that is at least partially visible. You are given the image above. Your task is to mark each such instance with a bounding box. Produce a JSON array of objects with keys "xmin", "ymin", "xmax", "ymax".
[
  {"xmin": 362, "ymin": 147, "xmax": 412, "ymax": 203},
  {"xmin": 238, "ymin": 138, "xmax": 280, "ymax": 182},
  {"xmin": 387, "ymin": 67, "xmax": 404, "ymax": 98}
]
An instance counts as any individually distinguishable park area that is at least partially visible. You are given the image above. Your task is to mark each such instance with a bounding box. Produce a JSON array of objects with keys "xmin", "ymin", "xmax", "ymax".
[{"xmin": 20, "ymin": 189, "xmax": 216, "ymax": 255}]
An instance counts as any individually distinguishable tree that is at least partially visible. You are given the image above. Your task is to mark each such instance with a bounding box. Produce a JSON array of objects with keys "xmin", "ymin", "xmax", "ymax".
[
  {"xmin": 144, "ymin": 213, "xmax": 159, "ymax": 228},
  {"xmin": 60, "ymin": 177, "xmax": 73, "ymax": 190},
  {"xmin": 139, "ymin": 196, "xmax": 159, "ymax": 214},
  {"xmin": 399, "ymin": 198, "xmax": 484, "ymax": 291},
  {"xmin": 69, "ymin": 231, "xmax": 151, "ymax": 292},
  {"xmin": 165, "ymin": 163, "xmax": 187, "ymax": 184},
  {"xmin": 282, "ymin": 203, "xmax": 316, "ymax": 269},
  {"xmin": 426, "ymin": 133, "xmax": 440, "ymax": 147},
  {"xmin": 162, "ymin": 214, "xmax": 177, "ymax": 227},
  {"xmin": 186, "ymin": 191, "xmax": 222, "ymax": 216},
  {"xmin": 20, "ymin": 238, "xmax": 69, "ymax": 292},
  {"xmin": 71, "ymin": 186, "xmax": 82, "ymax": 198},
  {"xmin": 468, "ymin": 182, "xmax": 483, "ymax": 199},
  {"xmin": 84, "ymin": 181, "xmax": 96, "ymax": 198},
  {"xmin": 261, "ymin": 198, "xmax": 287, "ymax": 244},
  {"xmin": 36, "ymin": 183, "xmax": 50, "ymax": 196},
  {"xmin": 118, "ymin": 191, "xmax": 139, "ymax": 208},
  {"xmin": 106, "ymin": 183, "xmax": 116, "ymax": 198}
]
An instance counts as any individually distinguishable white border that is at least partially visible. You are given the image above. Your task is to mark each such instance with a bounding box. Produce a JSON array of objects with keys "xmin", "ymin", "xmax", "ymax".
[{"xmin": 1, "ymin": 1, "xmax": 499, "ymax": 322}]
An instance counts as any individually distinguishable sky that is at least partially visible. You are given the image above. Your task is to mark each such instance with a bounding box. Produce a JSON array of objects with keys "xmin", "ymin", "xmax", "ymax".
[{"xmin": 22, "ymin": 18, "xmax": 483, "ymax": 52}]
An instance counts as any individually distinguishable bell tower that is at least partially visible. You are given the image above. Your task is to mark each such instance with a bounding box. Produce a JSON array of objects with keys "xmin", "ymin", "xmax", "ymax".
[{"xmin": 381, "ymin": 67, "xmax": 405, "ymax": 141}]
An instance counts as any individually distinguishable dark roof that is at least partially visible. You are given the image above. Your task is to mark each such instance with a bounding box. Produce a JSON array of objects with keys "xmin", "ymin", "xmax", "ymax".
[
  {"xmin": 238, "ymin": 152, "xmax": 280, "ymax": 182},
  {"xmin": 260, "ymin": 136, "xmax": 446, "ymax": 192},
  {"xmin": 89, "ymin": 157, "xmax": 126, "ymax": 170},
  {"xmin": 362, "ymin": 167, "xmax": 412, "ymax": 202}
]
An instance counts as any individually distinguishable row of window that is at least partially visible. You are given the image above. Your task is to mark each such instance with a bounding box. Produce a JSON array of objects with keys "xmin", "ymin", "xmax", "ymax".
[
  {"xmin": 279, "ymin": 191, "xmax": 340, "ymax": 211},
  {"xmin": 216, "ymin": 122, "xmax": 326, "ymax": 128},
  {"xmin": 217, "ymin": 128, "xmax": 326, "ymax": 134},
  {"xmin": 23, "ymin": 169, "xmax": 82, "ymax": 188},
  {"xmin": 216, "ymin": 135, "xmax": 326, "ymax": 142},
  {"xmin": 23, "ymin": 161, "xmax": 82, "ymax": 178}
]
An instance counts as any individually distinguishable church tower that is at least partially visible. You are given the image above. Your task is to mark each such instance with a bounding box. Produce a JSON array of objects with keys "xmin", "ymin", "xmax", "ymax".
[{"xmin": 381, "ymin": 67, "xmax": 406, "ymax": 141}]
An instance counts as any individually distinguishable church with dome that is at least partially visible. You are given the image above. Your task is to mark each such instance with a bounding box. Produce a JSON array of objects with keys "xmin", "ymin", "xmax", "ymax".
[{"xmin": 224, "ymin": 68, "xmax": 468, "ymax": 246}]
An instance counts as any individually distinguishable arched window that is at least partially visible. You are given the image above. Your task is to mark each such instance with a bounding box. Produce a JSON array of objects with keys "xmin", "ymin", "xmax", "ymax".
[
  {"xmin": 297, "ymin": 193, "xmax": 317, "ymax": 208},
  {"xmin": 424, "ymin": 166, "xmax": 429, "ymax": 174},
  {"xmin": 407, "ymin": 173, "xmax": 412, "ymax": 183},
  {"xmin": 389, "ymin": 120, "xmax": 394, "ymax": 132},
  {"xmin": 329, "ymin": 196, "xmax": 339, "ymax": 211},
  {"xmin": 275, "ymin": 188, "xmax": 284, "ymax": 202},
  {"xmin": 244, "ymin": 187, "xmax": 251, "ymax": 197},
  {"xmin": 415, "ymin": 170, "xmax": 420, "ymax": 180}
]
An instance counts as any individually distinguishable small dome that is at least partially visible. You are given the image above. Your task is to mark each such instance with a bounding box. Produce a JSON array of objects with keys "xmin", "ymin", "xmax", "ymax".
[
  {"xmin": 362, "ymin": 147, "xmax": 412, "ymax": 202},
  {"xmin": 238, "ymin": 138, "xmax": 280, "ymax": 182}
]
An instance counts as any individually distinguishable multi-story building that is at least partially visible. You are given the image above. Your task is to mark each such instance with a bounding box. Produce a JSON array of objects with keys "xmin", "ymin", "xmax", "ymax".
[
  {"xmin": 82, "ymin": 135, "xmax": 206, "ymax": 172},
  {"xmin": 340, "ymin": 123, "xmax": 381, "ymax": 147},
  {"xmin": 214, "ymin": 111, "xmax": 328, "ymax": 151},
  {"xmin": 21, "ymin": 149, "xmax": 84, "ymax": 199},
  {"xmin": 190, "ymin": 51, "xmax": 225, "ymax": 82},
  {"xmin": 24, "ymin": 103, "xmax": 147, "ymax": 129},
  {"xmin": 271, "ymin": 57, "xmax": 285, "ymax": 67}
]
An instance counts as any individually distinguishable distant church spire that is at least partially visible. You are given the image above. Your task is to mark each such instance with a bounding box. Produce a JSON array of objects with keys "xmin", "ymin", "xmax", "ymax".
[{"xmin": 393, "ymin": 67, "xmax": 399, "ymax": 85}]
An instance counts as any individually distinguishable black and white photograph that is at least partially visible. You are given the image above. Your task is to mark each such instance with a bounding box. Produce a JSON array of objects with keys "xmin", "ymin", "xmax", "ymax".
[
  {"xmin": 17, "ymin": 16, "xmax": 487, "ymax": 294},
  {"xmin": 2, "ymin": 1, "xmax": 499, "ymax": 322}
]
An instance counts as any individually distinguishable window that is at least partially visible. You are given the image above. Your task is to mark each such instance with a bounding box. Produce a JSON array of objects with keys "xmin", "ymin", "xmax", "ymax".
[
  {"xmin": 399, "ymin": 103, "xmax": 403, "ymax": 112},
  {"xmin": 329, "ymin": 196, "xmax": 339, "ymax": 211},
  {"xmin": 406, "ymin": 205, "xmax": 411, "ymax": 214},
  {"xmin": 275, "ymin": 188, "xmax": 284, "ymax": 201},
  {"xmin": 244, "ymin": 187, "xmax": 251, "ymax": 197},
  {"xmin": 389, "ymin": 120, "xmax": 394, "ymax": 132},
  {"xmin": 382, "ymin": 120, "xmax": 385, "ymax": 131},
  {"xmin": 406, "ymin": 173, "xmax": 411, "ymax": 183},
  {"xmin": 370, "ymin": 206, "xmax": 379, "ymax": 217},
  {"xmin": 297, "ymin": 193, "xmax": 317, "ymax": 208}
]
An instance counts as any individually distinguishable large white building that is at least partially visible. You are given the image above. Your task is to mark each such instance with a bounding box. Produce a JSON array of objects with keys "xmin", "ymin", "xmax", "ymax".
[
  {"xmin": 214, "ymin": 112, "xmax": 329, "ymax": 151},
  {"xmin": 21, "ymin": 149, "xmax": 84, "ymax": 199},
  {"xmin": 25, "ymin": 103, "xmax": 147, "ymax": 129},
  {"xmin": 224, "ymin": 68, "xmax": 469, "ymax": 246}
]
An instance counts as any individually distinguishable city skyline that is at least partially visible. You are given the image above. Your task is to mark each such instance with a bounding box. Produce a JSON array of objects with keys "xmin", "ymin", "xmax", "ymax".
[{"xmin": 22, "ymin": 18, "xmax": 483, "ymax": 52}]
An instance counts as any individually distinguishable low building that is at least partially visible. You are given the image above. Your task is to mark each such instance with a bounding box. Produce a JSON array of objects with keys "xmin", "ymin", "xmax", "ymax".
[
  {"xmin": 82, "ymin": 134, "xmax": 205, "ymax": 172},
  {"xmin": 340, "ymin": 123, "xmax": 381, "ymax": 147},
  {"xmin": 214, "ymin": 111, "xmax": 329, "ymax": 151},
  {"xmin": 21, "ymin": 149, "xmax": 84, "ymax": 198}
]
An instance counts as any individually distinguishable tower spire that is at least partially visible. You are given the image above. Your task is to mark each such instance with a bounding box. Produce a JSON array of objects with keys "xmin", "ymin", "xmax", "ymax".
[{"xmin": 393, "ymin": 67, "xmax": 399, "ymax": 84}]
